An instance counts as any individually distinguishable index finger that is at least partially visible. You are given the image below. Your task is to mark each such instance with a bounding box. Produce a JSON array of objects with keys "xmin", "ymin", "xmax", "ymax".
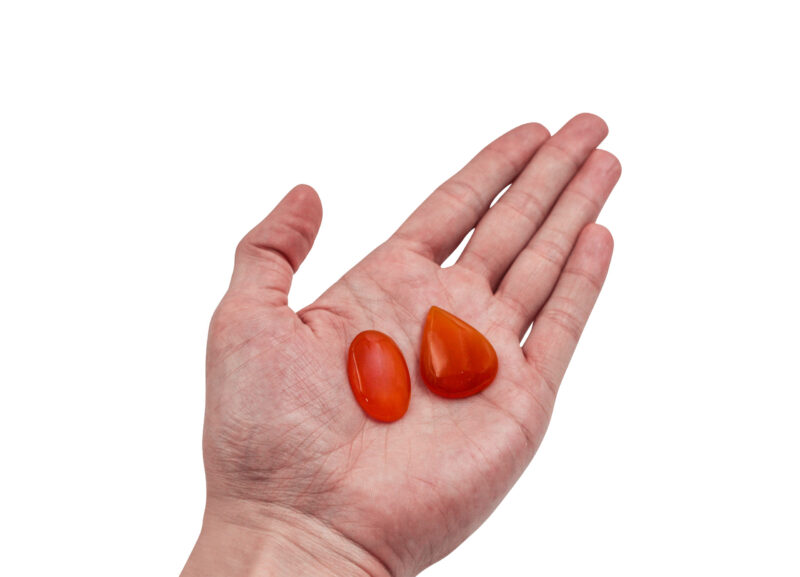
[{"xmin": 391, "ymin": 123, "xmax": 550, "ymax": 264}]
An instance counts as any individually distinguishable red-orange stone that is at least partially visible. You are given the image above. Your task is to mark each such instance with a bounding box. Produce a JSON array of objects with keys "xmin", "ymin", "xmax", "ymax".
[
  {"xmin": 347, "ymin": 330, "xmax": 411, "ymax": 422},
  {"xmin": 420, "ymin": 306, "xmax": 498, "ymax": 398}
]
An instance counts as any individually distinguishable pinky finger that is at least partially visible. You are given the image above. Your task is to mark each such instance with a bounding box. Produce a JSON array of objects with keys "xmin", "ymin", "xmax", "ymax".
[{"xmin": 522, "ymin": 223, "xmax": 614, "ymax": 394}]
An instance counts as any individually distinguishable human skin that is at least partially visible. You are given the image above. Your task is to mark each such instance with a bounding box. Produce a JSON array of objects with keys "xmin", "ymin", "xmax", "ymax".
[{"xmin": 181, "ymin": 113, "xmax": 621, "ymax": 577}]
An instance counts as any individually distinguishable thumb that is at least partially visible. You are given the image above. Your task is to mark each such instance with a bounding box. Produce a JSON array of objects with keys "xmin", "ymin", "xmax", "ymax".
[{"xmin": 229, "ymin": 184, "xmax": 323, "ymax": 303}]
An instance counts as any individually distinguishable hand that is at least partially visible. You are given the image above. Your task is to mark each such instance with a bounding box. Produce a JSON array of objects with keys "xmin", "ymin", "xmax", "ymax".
[{"xmin": 182, "ymin": 114, "xmax": 620, "ymax": 577}]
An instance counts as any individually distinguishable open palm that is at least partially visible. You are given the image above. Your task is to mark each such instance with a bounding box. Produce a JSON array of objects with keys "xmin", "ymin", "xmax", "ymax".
[{"xmin": 197, "ymin": 114, "xmax": 620, "ymax": 577}]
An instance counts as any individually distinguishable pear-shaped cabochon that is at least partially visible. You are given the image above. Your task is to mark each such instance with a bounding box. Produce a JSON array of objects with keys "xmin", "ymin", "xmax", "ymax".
[{"xmin": 420, "ymin": 306, "xmax": 498, "ymax": 398}]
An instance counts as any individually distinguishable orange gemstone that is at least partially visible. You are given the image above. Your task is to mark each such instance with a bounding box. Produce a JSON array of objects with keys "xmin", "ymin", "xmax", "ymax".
[
  {"xmin": 347, "ymin": 330, "xmax": 411, "ymax": 422},
  {"xmin": 420, "ymin": 306, "xmax": 498, "ymax": 398}
]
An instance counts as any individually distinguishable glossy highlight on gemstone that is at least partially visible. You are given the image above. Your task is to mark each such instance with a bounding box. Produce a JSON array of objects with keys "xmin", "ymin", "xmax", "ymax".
[
  {"xmin": 420, "ymin": 306, "xmax": 498, "ymax": 398},
  {"xmin": 347, "ymin": 330, "xmax": 411, "ymax": 422}
]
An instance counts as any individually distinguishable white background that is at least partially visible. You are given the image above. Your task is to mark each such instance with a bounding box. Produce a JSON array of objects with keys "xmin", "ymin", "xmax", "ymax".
[{"xmin": 1, "ymin": 1, "xmax": 798, "ymax": 575}]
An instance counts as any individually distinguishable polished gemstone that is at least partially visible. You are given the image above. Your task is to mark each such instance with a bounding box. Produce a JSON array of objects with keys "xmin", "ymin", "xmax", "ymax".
[
  {"xmin": 347, "ymin": 330, "xmax": 411, "ymax": 422},
  {"xmin": 420, "ymin": 306, "xmax": 498, "ymax": 398}
]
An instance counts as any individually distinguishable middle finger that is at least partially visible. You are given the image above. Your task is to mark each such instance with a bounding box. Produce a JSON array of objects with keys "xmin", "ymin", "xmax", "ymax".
[{"xmin": 455, "ymin": 113, "xmax": 608, "ymax": 288}]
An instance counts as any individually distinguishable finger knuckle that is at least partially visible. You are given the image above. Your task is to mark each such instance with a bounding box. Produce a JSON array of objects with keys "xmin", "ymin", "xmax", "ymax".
[
  {"xmin": 540, "ymin": 298, "xmax": 584, "ymax": 342},
  {"xmin": 528, "ymin": 236, "xmax": 571, "ymax": 268}
]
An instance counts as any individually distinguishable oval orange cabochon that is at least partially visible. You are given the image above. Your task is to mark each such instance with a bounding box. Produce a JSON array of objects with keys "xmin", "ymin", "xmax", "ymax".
[
  {"xmin": 347, "ymin": 330, "xmax": 411, "ymax": 422},
  {"xmin": 420, "ymin": 306, "xmax": 498, "ymax": 398}
]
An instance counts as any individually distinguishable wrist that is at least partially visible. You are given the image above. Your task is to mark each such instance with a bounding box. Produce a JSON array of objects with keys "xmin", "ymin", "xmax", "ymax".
[{"xmin": 181, "ymin": 497, "xmax": 392, "ymax": 577}]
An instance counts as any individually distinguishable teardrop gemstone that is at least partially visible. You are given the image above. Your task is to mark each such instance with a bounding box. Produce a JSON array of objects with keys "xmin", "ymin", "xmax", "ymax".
[
  {"xmin": 347, "ymin": 330, "xmax": 411, "ymax": 422},
  {"xmin": 420, "ymin": 306, "xmax": 498, "ymax": 398}
]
